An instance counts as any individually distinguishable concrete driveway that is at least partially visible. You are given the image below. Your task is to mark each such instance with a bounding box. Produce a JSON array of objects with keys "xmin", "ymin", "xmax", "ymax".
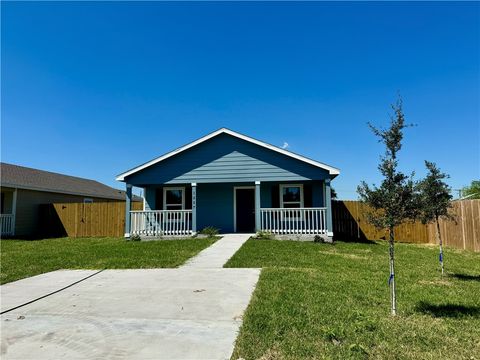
[{"xmin": 1, "ymin": 234, "xmax": 260, "ymax": 360}]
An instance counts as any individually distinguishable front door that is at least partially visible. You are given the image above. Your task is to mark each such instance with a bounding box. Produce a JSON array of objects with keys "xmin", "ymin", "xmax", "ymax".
[{"xmin": 235, "ymin": 188, "xmax": 255, "ymax": 233}]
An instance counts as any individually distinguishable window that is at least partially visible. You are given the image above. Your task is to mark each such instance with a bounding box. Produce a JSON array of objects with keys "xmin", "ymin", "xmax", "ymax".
[
  {"xmin": 83, "ymin": 198, "xmax": 93, "ymax": 203},
  {"xmin": 163, "ymin": 187, "xmax": 185, "ymax": 210},
  {"xmin": 280, "ymin": 184, "xmax": 304, "ymax": 208}
]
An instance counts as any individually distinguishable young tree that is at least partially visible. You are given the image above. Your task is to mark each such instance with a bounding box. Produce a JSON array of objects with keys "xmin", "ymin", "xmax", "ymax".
[
  {"xmin": 357, "ymin": 98, "xmax": 418, "ymax": 316},
  {"xmin": 331, "ymin": 187, "xmax": 338, "ymax": 200},
  {"xmin": 418, "ymin": 161, "xmax": 453, "ymax": 275},
  {"xmin": 461, "ymin": 180, "xmax": 480, "ymax": 199}
]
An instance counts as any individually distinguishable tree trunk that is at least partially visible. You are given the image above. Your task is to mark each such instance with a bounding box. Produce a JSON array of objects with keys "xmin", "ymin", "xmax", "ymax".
[
  {"xmin": 436, "ymin": 216, "xmax": 444, "ymax": 276},
  {"xmin": 389, "ymin": 226, "xmax": 397, "ymax": 316}
]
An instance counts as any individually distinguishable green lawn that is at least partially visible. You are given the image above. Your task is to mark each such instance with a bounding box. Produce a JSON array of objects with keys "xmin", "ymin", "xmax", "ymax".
[
  {"xmin": 1, "ymin": 236, "xmax": 216, "ymax": 284},
  {"xmin": 225, "ymin": 239, "xmax": 480, "ymax": 360}
]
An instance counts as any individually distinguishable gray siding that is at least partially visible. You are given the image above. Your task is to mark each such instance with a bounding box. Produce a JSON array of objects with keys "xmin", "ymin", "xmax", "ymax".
[{"xmin": 125, "ymin": 133, "xmax": 329, "ymax": 186}]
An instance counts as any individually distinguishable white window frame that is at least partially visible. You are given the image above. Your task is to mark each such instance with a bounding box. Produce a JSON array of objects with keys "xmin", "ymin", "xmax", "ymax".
[
  {"xmin": 163, "ymin": 187, "xmax": 185, "ymax": 210},
  {"xmin": 279, "ymin": 184, "xmax": 304, "ymax": 208},
  {"xmin": 83, "ymin": 198, "xmax": 94, "ymax": 203}
]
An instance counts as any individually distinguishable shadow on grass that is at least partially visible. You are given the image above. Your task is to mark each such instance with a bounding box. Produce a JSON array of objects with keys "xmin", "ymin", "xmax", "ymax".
[
  {"xmin": 450, "ymin": 273, "xmax": 480, "ymax": 282},
  {"xmin": 416, "ymin": 301, "xmax": 480, "ymax": 318},
  {"xmin": 0, "ymin": 237, "xmax": 55, "ymax": 242},
  {"xmin": 334, "ymin": 238, "xmax": 379, "ymax": 245}
]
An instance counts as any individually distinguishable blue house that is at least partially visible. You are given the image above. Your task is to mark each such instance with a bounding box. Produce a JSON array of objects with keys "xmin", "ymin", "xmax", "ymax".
[{"xmin": 116, "ymin": 129, "xmax": 340, "ymax": 239}]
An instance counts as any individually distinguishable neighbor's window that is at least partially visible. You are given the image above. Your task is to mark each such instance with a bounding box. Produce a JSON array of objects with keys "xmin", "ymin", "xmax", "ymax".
[
  {"xmin": 163, "ymin": 187, "xmax": 185, "ymax": 210},
  {"xmin": 83, "ymin": 198, "xmax": 94, "ymax": 203},
  {"xmin": 280, "ymin": 184, "xmax": 304, "ymax": 208}
]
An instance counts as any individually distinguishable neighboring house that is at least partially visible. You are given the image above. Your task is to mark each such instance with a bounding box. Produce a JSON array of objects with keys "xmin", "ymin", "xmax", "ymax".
[
  {"xmin": 0, "ymin": 163, "xmax": 140, "ymax": 237},
  {"xmin": 117, "ymin": 128, "xmax": 340, "ymax": 238}
]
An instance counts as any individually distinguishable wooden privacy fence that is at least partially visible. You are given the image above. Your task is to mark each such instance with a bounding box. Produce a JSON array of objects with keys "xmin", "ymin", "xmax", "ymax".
[
  {"xmin": 332, "ymin": 200, "xmax": 480, "ymax": 252},
  {"xmin": 40, "ymin": 201, "xmax": 143, "ymax": 238},
  {"xmin": 40, "ymin": 199, "xmax": 480, "ymax": 250}
]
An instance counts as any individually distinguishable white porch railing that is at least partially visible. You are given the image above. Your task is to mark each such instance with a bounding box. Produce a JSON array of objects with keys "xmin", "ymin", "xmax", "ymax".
[
  {"xmin": 130, "ymin": 210, "xmax": 192, "ymax": 236},
  {"xmin": 0, "ymin": 214, "xmax": 14, "ymax": 236},
  {"xmin": 260, "ymin": 208, "xmax": 327, "ymax": 235}
]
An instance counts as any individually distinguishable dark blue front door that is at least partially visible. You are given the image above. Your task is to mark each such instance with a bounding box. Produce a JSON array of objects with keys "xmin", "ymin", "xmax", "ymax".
[{"xmin": 235, "ymin": 188, "xmax": 255, "ymax": 233}]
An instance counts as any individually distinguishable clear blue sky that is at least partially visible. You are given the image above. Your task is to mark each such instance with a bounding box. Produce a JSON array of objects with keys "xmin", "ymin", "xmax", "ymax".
[{"xmin": 2, "ymin": 2, "xmax": 479, "ymax": 199}]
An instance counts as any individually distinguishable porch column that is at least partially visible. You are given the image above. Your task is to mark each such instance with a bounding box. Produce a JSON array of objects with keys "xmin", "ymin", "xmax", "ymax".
[
  {"xmin": 12, "ymin": 188, "xmax": 17, "ymax": 236},
  {"xmin": 125, "ymin": 183, "xmax": 132, "ymax": 237},
  {"xmin": 255, "ymin": 181, "xmax": 261, "ymax": 232},
  {"xmin": 325, "ymin": 179, "xmax": 333, "ymax": 237},
  {"xmin": 191, "ymin": 183, "xmax": 197, "ymax": 235}
]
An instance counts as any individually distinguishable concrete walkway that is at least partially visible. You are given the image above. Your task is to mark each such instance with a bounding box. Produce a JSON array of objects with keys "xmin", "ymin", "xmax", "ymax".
[
  {"xmin": 182, "ymin": 233, "xmax": 252, "ymax": 269},
  {"xmin": 1, "ymin": 234, "xmax": 259, "ymax": 360}
]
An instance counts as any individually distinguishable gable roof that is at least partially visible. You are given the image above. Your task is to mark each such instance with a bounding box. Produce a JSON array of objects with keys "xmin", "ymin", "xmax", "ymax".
[
  {"xmin": 1, "ymin": 162, "xmax": 141, "ymax": 201},
  {"xmin": 116, "ymin": 128, "xmax": 340, "ymax": 181}
]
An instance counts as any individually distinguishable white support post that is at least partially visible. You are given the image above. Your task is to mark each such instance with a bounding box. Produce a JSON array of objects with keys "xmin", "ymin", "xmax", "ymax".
[
  {"xmin": 125, "ymin": 184, "xmax": 132, "ymax": 237},
  {"xmin": 142, "ymin": 187, "xmax": 146, "ymax": 211},
  {"xmin": 325, "ymin": 179, "xmax": 333, "ymax": 238},
  {"xmin": 12, "ymin": 188, "xmax": 17, "ymax": 236},
  {"xmin": 191, "ymin": 183, "xmax": 197, "ymax": 235},
  {"xmin": 255, "ymin": 181, "xmax": 261, "ymax": 232}
]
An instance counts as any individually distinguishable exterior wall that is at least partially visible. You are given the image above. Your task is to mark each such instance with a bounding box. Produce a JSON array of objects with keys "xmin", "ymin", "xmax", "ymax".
[
  {"xmin": 197, "ymin": 183, "xmax": 237, "ymax": 233},
  {"xmin": 125, "ymin": 133, "xmax": 330, "ymax": 186},
  {"xmin": 260, "ymin": 180, "xmax": 324, "ymax": 208},
  {"xmin": 143, "ymin": 185, "xmax": 193, "ymax": 211},
  {"xmin": 144, "ymin": 187, "xmax": 156, "ymax": 210},
  {"xmin": 1, "ymin": 188, "xmax": 14, "ymax": 213},
  {"xmin": 142, "ymin": 180, "xmax": 326, "ymax": 233},
  {"xmin": 14, "ymin": 189, "xmax": 121, "ymax": 237},
  {"xmin": 143, "ymin": 183, "xmax": 237, "ymax": 232}
]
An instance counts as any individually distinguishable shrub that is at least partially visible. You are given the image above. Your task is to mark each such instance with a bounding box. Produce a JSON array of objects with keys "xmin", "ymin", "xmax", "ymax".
[
  {"xmin": 255, "ymin": 230, "xmax": 274, "ymax": 240},
  {"xmin": 314, "ymin": 235, "xmax": 324, "ymax": 243},
  {"xmin": 199, "ymin": 226, "xmax": 220, "ymax": 236},
  {"xmin": 130, "ymin": 234, "xmax": 141, "ymax": 241}
]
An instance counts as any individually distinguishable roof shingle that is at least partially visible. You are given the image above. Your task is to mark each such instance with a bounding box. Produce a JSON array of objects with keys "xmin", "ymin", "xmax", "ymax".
[{"xmin": 1, "ymin": 162, "xmax": 138, "ymax": 201}]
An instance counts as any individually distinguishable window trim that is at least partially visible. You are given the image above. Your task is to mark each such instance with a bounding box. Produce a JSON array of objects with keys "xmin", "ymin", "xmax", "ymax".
[
  {"xmin": 163, "ymin": 187, "xmax": 185, "ymax": 210},
  {"xmin": 279, "ymin": 184, "xmax": 304, "ymax": 208}
]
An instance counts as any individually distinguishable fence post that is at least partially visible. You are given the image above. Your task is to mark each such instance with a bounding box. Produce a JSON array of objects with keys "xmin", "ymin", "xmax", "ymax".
[
  {"xmin": 125, "ymin": 184, "xmax": 132, "ymax": 237},
  {"xmin": 325, "ymin": 179, "xmax": 333, "ymax": 237},
  {"xmin": 460, "ymin": 200, "xmax": 466, "ymax": 250},
  {"xmin": 471, "ymin": 200, "xmax": 477, "ymax": 252}
]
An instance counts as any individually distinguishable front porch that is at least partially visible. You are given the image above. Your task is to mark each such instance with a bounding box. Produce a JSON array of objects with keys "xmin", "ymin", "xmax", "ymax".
[
  {"xmin": 128, "ymin": 207, "xmax": 329, "ymax": 237},
  {"xmin": 259, "ymin": 207, "xmax": 327, "ymax": 235},
  {"xmin": 130, "ymin": 209, "xmax": 193, "ymax": 237},
  {"xmin": 1, "ymin": 187, "xmax": 17, "ymax": 237},
  {"xmin": 125, "ymin": 180, "xmax": 333, "ymax": 238}
]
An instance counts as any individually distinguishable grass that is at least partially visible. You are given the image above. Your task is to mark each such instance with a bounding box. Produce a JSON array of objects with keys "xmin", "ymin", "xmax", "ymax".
[
  {"xmin": 1, "ymin": 236, "xmax": 217, "ymax": 284},
  {"xmin": 225, "ymin": 239, "xmax": 480, "ymax": 360}
]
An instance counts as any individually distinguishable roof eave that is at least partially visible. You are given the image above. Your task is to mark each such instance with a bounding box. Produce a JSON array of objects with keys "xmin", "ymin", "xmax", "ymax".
[
  {"xmin": 1, "ymin": 182, "xmax": 126, "ymax": 200},
  {"xmin": 116, "ymin": 128, "xmax": 341, "ymax": 182}
]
